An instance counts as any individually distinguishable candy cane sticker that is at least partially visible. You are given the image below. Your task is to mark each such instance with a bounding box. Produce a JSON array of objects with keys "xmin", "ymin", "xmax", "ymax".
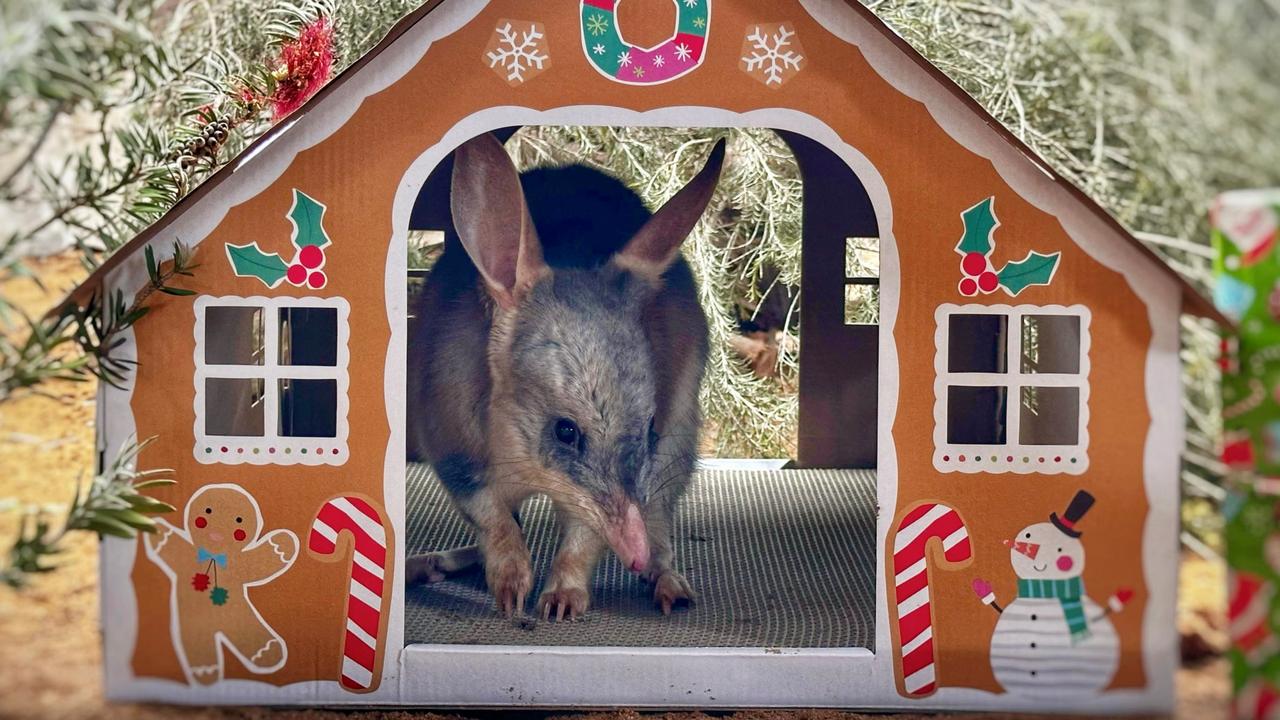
[
  {"xmin": 890, "ymin": 501, "xmax": 973, "ymax": 698},
  {"xmin": 579, "ymin": 0, "xmax": 710, "ymax": 85},
  {"xmin": 308, "ymin": 495, "xmax": 394, "ymax": 693}
]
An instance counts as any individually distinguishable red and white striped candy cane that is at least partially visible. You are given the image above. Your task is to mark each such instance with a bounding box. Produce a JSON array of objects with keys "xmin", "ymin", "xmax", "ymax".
[
  {"xmin": 891, "ymin": 501, "xmax": 972, "ymax": 698},
  {"xmin": 308, "ymin": 495, "xmax": 393, "ymax": 693}
]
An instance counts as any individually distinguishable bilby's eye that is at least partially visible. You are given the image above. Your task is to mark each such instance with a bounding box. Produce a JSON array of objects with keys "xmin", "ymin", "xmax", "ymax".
[
  {"xmin": 554, "ymin": 419, "xmax": 581, "ymax": 449},
  {"xmin": 648, "ymin": 416, "xmax": 658, "ymax": 450}
]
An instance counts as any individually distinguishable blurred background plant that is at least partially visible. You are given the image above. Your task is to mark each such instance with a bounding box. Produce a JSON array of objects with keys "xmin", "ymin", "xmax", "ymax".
[{"xmin": 4, "ymin": 0, "xmax": 1280, "ymax": 556}]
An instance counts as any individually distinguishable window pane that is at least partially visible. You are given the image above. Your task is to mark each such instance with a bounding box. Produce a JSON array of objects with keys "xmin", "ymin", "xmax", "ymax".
[
  {"xmin": 845, "ymin": 237, "xmax": 880, "ymax": 278},
  {"xmin": 279, "ymin": 378, "xmax": 337, "ymax": 437},
  {"xmin": 279, "ymin": 307, "xmax": 338, "ymax": 366},
  {"xmin": 844, "ymin": 284, "xmax": 879, "ymax": 325},
  {"xmin": 1020, "ymin": 386, "xmax": 1080, "ymax": 445},
  {"xmin": 1021, "ymin": 315, "xmax": 1081, "ymax": 374},
  {"xmin": 948, "ymin": 314, "xmax": 1008, "ymax": 373},
  {"xmin": 205, "ymin": 378, "xmax": 265, "ymax": 436},
  {"xmin": 947, "ymin": 385, "xmax": 1007, "ymax": 444},
  {"xmin": 204, "ymin": 307, "xmax": 263, "ymax": 365}
]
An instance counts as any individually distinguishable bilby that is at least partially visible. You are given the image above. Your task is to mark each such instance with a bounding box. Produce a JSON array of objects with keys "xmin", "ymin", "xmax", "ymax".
[{"xmin": 406, "ymin": 133, "xmax": 723, "ymax": 620}]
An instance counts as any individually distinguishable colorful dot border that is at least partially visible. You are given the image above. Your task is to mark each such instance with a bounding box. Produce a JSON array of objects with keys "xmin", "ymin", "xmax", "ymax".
[
  {"xmin": 937, "ymin": 449, "xmax": 1085, "ymax": 474},
  {"xmin": 202, "ymin": 444, "xmax": 347, "ymax": 463}
]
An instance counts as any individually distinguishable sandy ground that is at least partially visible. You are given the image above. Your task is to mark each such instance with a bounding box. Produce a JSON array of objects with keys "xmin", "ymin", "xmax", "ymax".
[{"xmin": 0, "ymin": 254, "xmax": 1231, "ymax": 719}]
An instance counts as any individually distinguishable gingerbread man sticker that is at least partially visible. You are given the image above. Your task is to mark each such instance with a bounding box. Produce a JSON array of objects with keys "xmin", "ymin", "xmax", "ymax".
[{"xmin": 144, "ymin": 483, "xmax": 299, "ymax": 685}]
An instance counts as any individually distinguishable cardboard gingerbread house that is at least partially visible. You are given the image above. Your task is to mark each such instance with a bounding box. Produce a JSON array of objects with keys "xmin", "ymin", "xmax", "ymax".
[{"xmin": 64, "ymin": 0, "xmax": 1226, "ymax": 713}]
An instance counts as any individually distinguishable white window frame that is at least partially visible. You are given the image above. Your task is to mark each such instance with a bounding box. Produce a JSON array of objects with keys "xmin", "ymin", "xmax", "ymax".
[
  {"xmin": 932, "ymin": 303, "xmax": 1090, "ymax": 475},
  {"xmin": 193, "ymin": 295, "xmax": 350, "ymax": 466}
]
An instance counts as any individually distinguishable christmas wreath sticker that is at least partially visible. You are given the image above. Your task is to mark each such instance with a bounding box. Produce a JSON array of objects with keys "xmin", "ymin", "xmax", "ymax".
[
  {"xmin": 579, "ymin": 0, "xmax": 710, "ymax": 85},
  {"xmin": 226, "ymin": 189, "xmax": 331, "ymax": 290},
  {"xmin": 955, "ymin": 197, "xmax": 1061, "ymax": 297}
]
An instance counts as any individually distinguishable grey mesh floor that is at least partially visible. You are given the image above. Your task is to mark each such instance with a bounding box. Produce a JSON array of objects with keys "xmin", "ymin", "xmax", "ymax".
[{"xmin": 404, "ymin": 463, "xmax": 877, "ymax": 648}]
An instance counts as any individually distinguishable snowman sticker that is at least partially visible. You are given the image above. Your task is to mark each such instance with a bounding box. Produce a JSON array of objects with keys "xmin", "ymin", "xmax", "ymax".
[{"xmin": 971, "ymin": 490, "xmax": 1134, "ymax": 695}]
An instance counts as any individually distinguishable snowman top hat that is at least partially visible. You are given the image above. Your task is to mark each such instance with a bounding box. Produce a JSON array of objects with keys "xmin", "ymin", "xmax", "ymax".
[{"xmin": 1050, "ymin": 490, "xmax": 1095, "ymax": 538}]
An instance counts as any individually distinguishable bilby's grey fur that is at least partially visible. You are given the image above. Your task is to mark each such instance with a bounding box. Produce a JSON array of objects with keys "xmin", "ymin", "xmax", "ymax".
[{"xmin": 407, "ymin": 133, "xmax": 722, "ymax": 620}]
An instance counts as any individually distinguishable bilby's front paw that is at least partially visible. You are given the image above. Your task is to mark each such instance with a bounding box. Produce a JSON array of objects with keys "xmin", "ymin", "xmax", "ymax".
[
  {"xmin": 406, "ymin": 553, "xmax": 449, "ymax": 584},
  {"xmin": 538, "ymin": 580, "xmax": 590, "ymax": 622},
  {"xmin": 486, "ymin": 553, "xmax": 532, "ymax": 617},
  {"xmin": 647, "ymin": 569, "xmax": 694, "ymax": 615}
]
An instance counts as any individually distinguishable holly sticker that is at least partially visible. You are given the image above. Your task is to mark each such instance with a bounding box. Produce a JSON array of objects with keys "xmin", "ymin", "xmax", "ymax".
[
  {"xmin": 955, "ymin": 197, "xmax": 1060, "ymax": 297},
  {"xmin": 226, "ymin": 189, "xmax": 331, "ymax": 290}
]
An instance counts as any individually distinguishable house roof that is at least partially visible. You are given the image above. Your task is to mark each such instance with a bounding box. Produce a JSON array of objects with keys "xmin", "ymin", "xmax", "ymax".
[{"xmin": 54, "ymin": 0, "xmax": 1229, "ymax": 327}]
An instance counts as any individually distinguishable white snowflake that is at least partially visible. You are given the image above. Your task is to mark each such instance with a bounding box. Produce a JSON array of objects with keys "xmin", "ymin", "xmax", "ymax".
[
  {"xmin": 653, "ymin": 54, "xmax": 665, "ymax": 67},
  {"xmin": 741, "ymin": 25, "xmax": 803, "ymax": 85},
  {"xmin": 486, "ymin": 22, "xmax": 549, "ymax": 84},
  {"xmin": 683, "ymin": 0, "xmax": 699, "ymax": 6},
  {"xmin": 618, "ymin": 50, "xmax": 632, "ymax": 67},
  {"xmin": 674, "ymin": 42, "xmax": 692, "ymax": 62},
  {"xmin": 592, "ymin": 43, "xmax": 606, "ymax": 55}
]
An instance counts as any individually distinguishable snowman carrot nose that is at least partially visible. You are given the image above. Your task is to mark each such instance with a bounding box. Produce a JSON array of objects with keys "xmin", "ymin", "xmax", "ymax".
[{"xmin": 1003, "ymin": 538, "xmax": 1040, "ymax": 559}]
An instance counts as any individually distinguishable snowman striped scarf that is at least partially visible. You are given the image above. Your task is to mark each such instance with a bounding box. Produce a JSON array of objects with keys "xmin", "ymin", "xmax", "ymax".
[{"xmin": 1017, "ymin": 576, "xmax": 1089, "ymax": 641}]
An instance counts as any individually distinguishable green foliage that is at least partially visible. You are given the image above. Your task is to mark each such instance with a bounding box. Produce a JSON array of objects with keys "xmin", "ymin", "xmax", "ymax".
[{"xmin": 1, "ymin": 437, "xmax": 175, "ymax": 589}]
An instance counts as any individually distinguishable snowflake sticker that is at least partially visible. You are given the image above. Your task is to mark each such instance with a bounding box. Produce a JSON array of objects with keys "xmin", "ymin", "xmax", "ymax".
[
  {"xmin": 586, "ymin": 13, "xmax": 610, "ymax": 37},
  {"xmin": 740, "ymin": 23, "xmax": 806, "ymax": 87},
  {"xmin": 593, "ymin": 43, "xmax": 606, "ymax": 55},
  {"xmin": 674, "ymin": 43, "xmax": 692, "ymax": 62},
  {"xmin": 653, "ymin": 55, "xmax": 665, "ymax": 68},
  {"xmin": 484, "ymin": 20, "xmax": 550, "ymax": 87}
]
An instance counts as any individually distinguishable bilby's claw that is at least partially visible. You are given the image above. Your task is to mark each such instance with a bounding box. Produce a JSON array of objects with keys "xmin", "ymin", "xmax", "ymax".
[{"xmin": 651, "ymin": 569, "xmax": 694, "ymax": 615}]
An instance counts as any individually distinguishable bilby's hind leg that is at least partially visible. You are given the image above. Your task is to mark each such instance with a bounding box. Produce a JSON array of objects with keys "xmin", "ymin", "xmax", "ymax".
[
  {"xmin": 407, "ymin": 545, "xmax": 482, "ymax": 584},
  {"xmin": 538, "ymin": 509, "xmax": 606, "ymax": 622}
]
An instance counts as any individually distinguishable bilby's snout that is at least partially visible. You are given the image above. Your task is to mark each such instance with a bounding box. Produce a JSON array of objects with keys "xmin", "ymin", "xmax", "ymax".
[{"xmin": 604, "ymin": 501, "xmax": 650, "ymax": 573}]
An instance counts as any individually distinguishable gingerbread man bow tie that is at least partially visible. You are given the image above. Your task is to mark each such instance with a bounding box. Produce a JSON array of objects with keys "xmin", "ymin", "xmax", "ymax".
[{"xmin": 197, "ymin": 547, "xmax": 228, "ymax": 568}]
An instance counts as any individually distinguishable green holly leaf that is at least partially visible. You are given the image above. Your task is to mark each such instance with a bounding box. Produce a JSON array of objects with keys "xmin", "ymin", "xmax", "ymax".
[
  {"xmin": 226, "ymin": 243, "xmax": 289, "ymax": 287},
  {"xmin": 997, "ymin": 250, "xmax": 1061, "ymax": 295},
  {"xmin": 210, "ymin": 586, "xmax": 229, "ymax": 606},
  {"xmin": 956, "ymin": 197, "xmax": 999, "ymax": 256},
  {"xmin": 288, "ymin": 189, "xmax": 330, "ymax": 249}
]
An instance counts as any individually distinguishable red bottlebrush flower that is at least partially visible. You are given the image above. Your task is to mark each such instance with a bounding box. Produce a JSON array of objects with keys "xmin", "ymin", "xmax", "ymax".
[{"xmin": 270, "ymin": 17, "xmax": 335, "ymax": 122}]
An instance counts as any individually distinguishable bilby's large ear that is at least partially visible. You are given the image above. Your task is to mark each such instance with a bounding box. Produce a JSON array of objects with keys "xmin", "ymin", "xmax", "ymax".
[
  {"xmin": 451, "ymin": 133, "xmax": 547, "ymax": 309},
  {"xmin": 616, "ymin": 138, "xmax": 726, "ymax": 280}
]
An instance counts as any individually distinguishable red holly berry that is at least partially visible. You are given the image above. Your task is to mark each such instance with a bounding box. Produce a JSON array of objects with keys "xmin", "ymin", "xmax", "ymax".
[
  {"xmin": 977, "ymin": 271, "xmax": 999, "ymax": 293},
  {"xmin": 307, "ymin": 270, "xmax": 327, "ymax": 289},
  {"xmin": 299, "ymin": 245, "xmax": 324, "ymax": 269},
  {"xmin": 958, "ymin": 277, "xmax": 978, "ymax": 297},
  {"xmin": 961, "ymin": 252, "xmax": 987, "ymax": 277},
  {"xmin": 191, "ymin": 573, "xmax": 211, "ymax": 592},
  {"xmin": 286, "ymin": 263, "xmax": 307, "ymax": 285}
]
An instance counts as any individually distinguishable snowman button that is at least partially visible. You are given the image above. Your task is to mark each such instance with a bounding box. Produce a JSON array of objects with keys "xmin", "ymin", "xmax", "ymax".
[
  {"xmin": 1030, "ymin": 642, "xmax": 1037, "ymax": 649},
  {"xmin": 1031, "ymin": 614, "xmax": 1038, "ymax": 621}
]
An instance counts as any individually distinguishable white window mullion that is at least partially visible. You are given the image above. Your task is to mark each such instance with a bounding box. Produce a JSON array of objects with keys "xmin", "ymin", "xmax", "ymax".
[
  {"xmin": 263, "ymin": 303, "xmax": 280, "ymax": 443},
  {"xmin": 1004, "ymin": 309, "xmax": 1022, "ymax": 450}
]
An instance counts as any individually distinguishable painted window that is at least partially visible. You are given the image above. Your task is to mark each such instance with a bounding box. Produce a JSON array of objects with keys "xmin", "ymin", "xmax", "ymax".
[
  {"xmin": 933, "ymin": 304, "xmax": 1090, "ymax": 474},
  {"xmin": 844, "ymin": 236, "xmax": 879, "ymax": 325},
  {"xmin": 194, "ymin": 296, "xmax": 350, "ymax": 465}
]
